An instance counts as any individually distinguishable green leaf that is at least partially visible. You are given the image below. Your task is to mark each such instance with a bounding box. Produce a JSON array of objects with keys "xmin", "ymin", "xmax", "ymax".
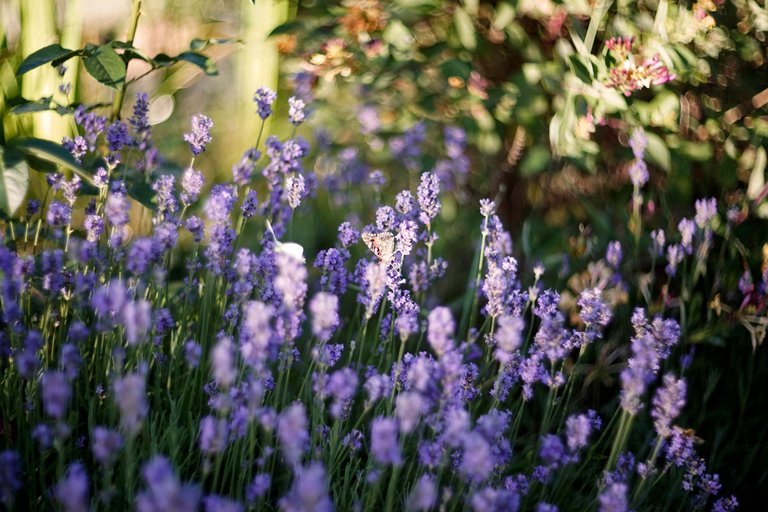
[
  {"xmin": 267, "ymin": 21, "xmax": 304, "ymax": 38},
  {"xmin": 454, "ymin": 7, "xmax": 477, "ymax": 50},
  {"xmin": 176, "ymin": 52, "xmax": 218, "ymax": 76},
  {"xmin": 83, "ymin": 44, "xmax": 126, "ymax": 88},
  {"xmin": 0, "ymin": 147, "xmax": 30, "ymax": 218},
  {"xmin": 126, "ymin": 179, "xmax": 156, "ymax": 211},
  {"xmin": 189, "ymin": 38, "xmax": 239, "ymax": 51},
  {"xmin": 9, "ymin": 138, "xmax": 94, "ymax": 185},
  {"xmin": 568, "ymin": 54, "xmax": 593, "ymax": 83},
  {"xmin": 645, "ymin": 132, "xmax": 671, "ymax": 172},
  {"xmin": 16, "ymin": 44, "xmax": 78, "ymax": 76},
  {"xmin": 9, "ymin": 96, "xmax": 53, "ymax": 114},
  {"xmin": 110, "ymin": 41, "xmax": 153, "ymax": 63}
]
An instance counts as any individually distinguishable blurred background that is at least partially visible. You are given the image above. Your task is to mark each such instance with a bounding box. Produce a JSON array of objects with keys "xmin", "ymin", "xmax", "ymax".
[{"xmin": 2, "ymin": 0, "xmax": 768, "ymax": 505}]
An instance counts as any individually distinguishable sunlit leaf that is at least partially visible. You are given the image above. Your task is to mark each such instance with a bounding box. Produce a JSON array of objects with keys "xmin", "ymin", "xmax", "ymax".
[
  {"xmin": 16, "ymin": 44, "xmax": 79, "ymax": 76},
  {"xmin": 0, "ymin": 147, "xmax": 30, "ymax": 218},
  {"xmin": 83, "ymin": 44, "xmax": 126, "ymax": 88}
]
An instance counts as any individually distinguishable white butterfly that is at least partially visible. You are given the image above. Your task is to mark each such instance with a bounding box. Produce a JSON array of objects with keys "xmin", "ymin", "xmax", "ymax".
[
  {"xmin": 362, "ymin": 231, "xmax": 395, "ymax": 264},
  {"xmin": 265, "ymin": 220, "xmax": 305, "ymax": 263}
]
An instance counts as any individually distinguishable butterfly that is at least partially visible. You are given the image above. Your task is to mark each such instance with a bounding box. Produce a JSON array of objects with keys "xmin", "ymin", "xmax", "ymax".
[
  {"xmin": 362, "ymin": 231, "xmax": 395, "ymax": 264},
  {"xmin": 265, "ymin": 220, "xmax": 305, "ymax": 263}
]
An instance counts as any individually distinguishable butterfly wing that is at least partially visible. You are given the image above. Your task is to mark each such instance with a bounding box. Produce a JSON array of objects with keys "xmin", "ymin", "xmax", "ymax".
[{"xmin": 363, "ymin": 231, "xmax": 395, "ymax": 263}]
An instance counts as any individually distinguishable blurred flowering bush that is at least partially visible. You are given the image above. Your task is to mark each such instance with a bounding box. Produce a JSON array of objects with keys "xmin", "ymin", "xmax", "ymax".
[{"xmin": 0, "ymin": 0, "xmax": 767, "ymax": 510}]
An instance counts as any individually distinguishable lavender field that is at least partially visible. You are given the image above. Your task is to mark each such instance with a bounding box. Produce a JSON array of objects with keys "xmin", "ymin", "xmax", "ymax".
[{"xmin": 0, "ymin": 1, "xmax": 766, "ymax": 511}]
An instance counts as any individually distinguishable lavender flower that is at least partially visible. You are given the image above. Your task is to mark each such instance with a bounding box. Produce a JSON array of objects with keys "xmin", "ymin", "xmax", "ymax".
[
  {"xmin": 184, "ymin": 114, "xmax": 213, "ymax": 156},
  {"xmin": 337, "ymin": 222, "xmax": 359, "ymax": 248},
  {"xmin": 113, "ymin": 372, "xmax": 148, "ymax": 435},
  {"xmin": 181, "ymin": 167, "xmax": 204, "ymax": 205},
  {"xmin": 461, "ymin": 431, "xmax": 494, "ymax": 482},
  {"xmin": 606, "ymin": 241, "xmax": 622, "ymax": 268},
  {"xmin": 137, "ymin": 456, "xmax": 201, "ymax": 512},
  {"xmin": 565, "ymin": 413, "xmax": 593, "ymax": 452},
  {"xmin": 121, "ymin": 299, "xmax": 152, "ymax": 345},
  {"xmin": 91, "ymin": 427, "xmax": 123, "ymax": 466},
  {"xmin": 395, "ymin": 392, "xmax": 425, "ymax": 434},
  {"xmin": 246, "ymin": 473, "xmax": 271, "ymax": 501},
  {"xmin": 253, "ymin": 87, "xmax": 277, "ymax": 119},
  {"xmin": 199, "ymin": 415, "xmax": 229, "ymax": 454},
  {"xmin": 371, "ymin": 417, "xmax": 401, "ymax": 466},
  {"xmin": 651, "ymin": 374, "xmax": 686, "ymax": 437},
  {"xmin": 54, "ymin": 462, "xmax": 89, "ymax": 512},
  {"xmin": 278, "ymin": 403, "xmax": 309, "ymax": 468},
  {"xmin": 278, "ymin": 463, "xmax": 333, "ymax": 512},
  {"xmin": 309, "ymin": 292, "xmax": 339, "ymax": 342},
  {"xmin": 204, "ymin": 496, "xmax": 243, "ymax": 512},
  {"xmin": 212, "ymin": 335, "xmax": 237, "ymax": 389},
  {"xmin": 495, "ymin": 314, "xmax": 524, "ymax": 364},
  {"xmin": 694, "ymin": 198, "xmax": 717, "ymax": 229},
  {"xmin": 46, "ymin": 201, "xmax": 71, "ymax": 228},
  {"xmin": 288, "ymin": 96, "xmax": 306, "ymax": 125},
  {"xmin": 427, "ymin": 306, "xmax": 455, "ymax": 357},
  {"xmin": 598, "ymin": 482, "xmax": 628, "ymax": 512},
  {"xmin": 407, "ymin": 474, "xmax": 437, "ymax": 511},
  {"xmin": 41, "ymin": 371, "xmax": 71, "ymax": 419},
  {"xmin": 417, "ymin": 172, "xmax": 440, "ymax": 227}
]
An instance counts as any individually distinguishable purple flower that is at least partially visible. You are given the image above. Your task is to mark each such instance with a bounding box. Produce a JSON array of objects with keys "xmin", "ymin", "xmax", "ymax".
[
  {"xmin": 598, "ymin": 482, "xmax": 628, "ymax": 512},
  {"xmin": 278, "ymin": 403, "xmax": 309, "ymax": 468},
  {"xmin": 184, "ymin": 114, "xmax": 213, "ymax": 156},
  {"xmin": 107, "ymin": 120, "xmax": 131, "ymax": 152},
  {"xmin": 565, "ymin": 413, "xmax": 593, "ymax": 452},
  {"xmin": 186, "ymin": 216, "xmax": 205, "ymax": 242},
  {"xmin": 606, "ymin": 241, "xmax": 622, "ymax": 268},
  {"xmin": 461, "ymin": 431, "xmax": 494, "ymax": 482},
  {"xmin": 495, "ymin": 314, "xmax": 524, "ymax": 364},
  {"xmin": 60, "ymin": 344, "xmax": 82, "ymax": 379},
  {"xmin": 665, "ymin": 244, "xmax": 684, "ymax": 277},
  {"xmin": 395, "ymin": 392, "xmax": 425, "ymax": 434},
  {"xmin": 337, "ymin": 222, "xmax": 359, "ymax": 248},
  {"xmin": 113, "ymin": 372, "xmax": 148, "ymax": 435},
  {"xmin": 536, "ymin": 503, "xmax": 559, "ymax": 512},
  {"xmin": 199, "ymin": 416, "xmax": 229, "ymax": 454},
  {"xmin": 246, "ymin": 473, "xmax": 271, "ymax": 501},
  {"xmin": 0, "ymin": 451, "xmax": 22, "ymax": 505},
  {"xmin": 358, "ymin": 105, "xmax": 380, "ymax": 134},
  {"xmin": 371, "ymin": 417, "xmax": 401, "ymax": 465},
  {"xmin": 288, "ymin": 96, "xmax": 306, "ymax": 125},
  {"xmin": 253, "ymin": 87, "xmax": 278, "ymax": 119},
  {"xmin": 712, "ymin": 495, "xmax": 739, "ymax": 512},
  {"xmin": 46, "ymin": 201, "xmax": 71, "ymax": 228},
  {"xmin": 694, "ymin": 197, "xmax": 717, "ymax": 229},
  {"xmin": 479, "ymin": 199, "xmax": 496, "ymax": 218},
  {"xmin": 427, "ymin": 306, "xmax": 455, "ymax": 357},
  {"xmin": 483, "ymin": 256, "xmax": 518, "ymax": 318},
  {"xmin": 181, "ymin": 167, "xmax": 204, "ymax": 205},
  {"xmin": 578, "ymin": 288, "xmax": 612, "ymax": 330},
  {"xmin": 212, "ymin": 335, "xmax": 237, "ymax": 389},
  {"xmin": 62, "ymin": 135, "xmax": 88, "ymax": 162},
  {"xmin": 204, "ymin": 496, "xmax": 243, "ymax": 512},
  {"xmin": 91, "ymin": 427, "xmax": 123, "ymax": 465},
  {"xmin": 278, "ymin": 462, "xmax": 333, "ymax": 512},
  {"xmin": 137, "ymin": 456, "xmax": 201, "ymax": 512},
  {"xmin": 325, "ymin": 367, "xmax": 358, "ymax": 419},
  {"xmin": 54, "ymin": 462, "xmax": 89, "ymax": 512},
  {"xmin": 678, "ymin": 218, "xmax": 695, "ymax": 254},
  {"xmin": 417, "ymin": 172, "xmax": 441, "ymax": 227},
  {"xmin": 121, "ymin": 299, "xmax": 152, "ymax": 345},
  {"xmin": 407, "ymin": 474, "xmax": 437, "ymax": 511},
  {"xmin": 41, "ymin": 371, "xmax": 71, "ymax": 419},
  {"xmin": 539, "ymin": 434, "xmax": 567, "ymax": 466},
  {"xmin": 651, "ymin": 374, "xmax": 686, "ymax": 437},
  {"xmin": 309, "ymin": 292, "xmax": 339, "ymax": 342},
  {"xmin": 184, "ymin": 341, "xmax": 202, "ymax": 368},
  {"xmin": 396, "ymin": 191, "xmax": 415, "ymax": 215},
  {"xmin": 105, "ymin": 193, "xmax": 131, "ymax": 227}
]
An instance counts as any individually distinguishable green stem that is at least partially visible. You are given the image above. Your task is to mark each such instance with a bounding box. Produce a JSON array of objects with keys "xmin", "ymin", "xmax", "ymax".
[{"xmin": 110, "ymin": 0, "xmax": 142, "ymax": 120}]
